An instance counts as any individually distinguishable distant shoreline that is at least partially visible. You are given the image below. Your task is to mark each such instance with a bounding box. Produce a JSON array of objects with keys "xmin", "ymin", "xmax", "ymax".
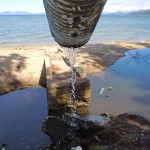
[
  {"xmin": 0, "ymin": 14, "xmax": 149, "ymax": 16},
  {"xmin": 0, "ymin": 14, "xmax": 46, "ymax": 16},
  {"xmin": 0, "ymin": 40, "xmax": 150, "ymax": 48},
  {"xmin": 0, "ymin": 9, "xmax": 150, "ymax": 15}
]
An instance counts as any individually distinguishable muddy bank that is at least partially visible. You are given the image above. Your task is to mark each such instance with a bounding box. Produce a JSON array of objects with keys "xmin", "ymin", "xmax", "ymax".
[{"xmin": 42, "ymin": 113, "xmax": 150, "ymax": 150}]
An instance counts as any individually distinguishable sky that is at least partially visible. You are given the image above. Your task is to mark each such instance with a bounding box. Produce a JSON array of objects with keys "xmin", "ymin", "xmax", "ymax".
[{"xmin": 0, "ymin": 0, "xmax": 150, "ymax": 13}]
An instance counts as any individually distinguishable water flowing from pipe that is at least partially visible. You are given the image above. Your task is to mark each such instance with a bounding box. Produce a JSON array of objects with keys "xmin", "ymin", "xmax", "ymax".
[
  {"xmin": 67, "ymin": 47, "xmax": 78, "ymax": 126},
  {"xmin": 69, "ymin": 48, "xmax": 78, "ymax": 101}
]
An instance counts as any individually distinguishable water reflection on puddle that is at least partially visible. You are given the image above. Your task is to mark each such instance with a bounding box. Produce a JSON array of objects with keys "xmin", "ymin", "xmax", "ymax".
[
  {"xmin": 89, "ymin": 48, "xmax": 150, "ymax": 120},
  {"xmin": 0, "ymin": 88, "xmax": 50, "ymax": 149}
]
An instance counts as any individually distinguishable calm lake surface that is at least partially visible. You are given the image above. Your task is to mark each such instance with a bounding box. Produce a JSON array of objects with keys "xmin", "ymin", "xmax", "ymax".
[
  {"xmin": 0, "ymin": 14, "xmax": 150, "ymax": 46},
  {"xmin": 89, "ymin": 48, "xmax": 150, "ymax": 120}
]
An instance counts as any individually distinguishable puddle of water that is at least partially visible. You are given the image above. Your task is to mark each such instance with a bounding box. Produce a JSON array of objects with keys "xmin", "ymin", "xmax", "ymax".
[
  {"xmin": 85, "ymin": 115, "xmax": 109, "ymax": 124},
  {"xmin": 89, "ymin": 48, "xmax": 150, "ymax": 120},
  {"xmin": 0, "ymin": 88, "xmax": 50, "ymax": 149}
]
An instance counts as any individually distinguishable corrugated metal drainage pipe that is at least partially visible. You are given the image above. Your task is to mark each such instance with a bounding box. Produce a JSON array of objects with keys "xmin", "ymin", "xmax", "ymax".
[{"xmin": 43, "ymin": 0, "xmax": 107, "ymax": 48}]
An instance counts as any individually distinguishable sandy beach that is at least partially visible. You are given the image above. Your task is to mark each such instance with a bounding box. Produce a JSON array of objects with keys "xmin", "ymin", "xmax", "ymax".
[{"xmin": 0, "ymin": 40, "xmax": 150, "ymax": 95}]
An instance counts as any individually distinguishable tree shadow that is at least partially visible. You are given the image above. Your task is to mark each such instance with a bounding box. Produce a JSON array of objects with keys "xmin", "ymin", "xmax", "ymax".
[
  {"xmin": 0, "ymin": 53, "xmax": 28, "ymax": 95},
  {"xmin": 39, "ymin": 60, "xmax": 46, "ymax": 88},
  {"xmin": 134, "ymin": 41, "xmax": 150, "ymax": 48},
  {"xmin": 78, "ymin": 44, "xmax": 150, "ymax": 89},
  {"xmin": 77, "ymin": 43, "xmax": 135, "ymax": 73}
]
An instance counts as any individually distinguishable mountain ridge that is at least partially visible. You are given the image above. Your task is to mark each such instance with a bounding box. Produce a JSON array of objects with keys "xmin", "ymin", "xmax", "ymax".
[
  {"xmin": 0, "ymin": 11, "xmax": 45, "ymax": 15},
  {"xmin": 104, "ymin": 9, "xmax": 150, "ymax": 15},
  {"xmin": 129, "ymin": 9, "xmax": 150, "ymax": 14},
  {"xmin": 0, "ymin": 9, "xmax": 150, "ymax": 15}
]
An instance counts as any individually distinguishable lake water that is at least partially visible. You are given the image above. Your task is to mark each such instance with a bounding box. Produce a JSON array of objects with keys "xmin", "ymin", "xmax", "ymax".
[
  {"xmin": 89, "ymin": 48, "xmax": 150, "ymax": 120},
  {"xmin": 0, "ymin": 14, "xmax": 150, "ymax": 46}
]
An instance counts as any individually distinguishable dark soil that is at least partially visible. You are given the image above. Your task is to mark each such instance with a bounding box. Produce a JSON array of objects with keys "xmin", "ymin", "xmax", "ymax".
[
  {"xmin": 42, "ymin": 113, "xmax": 150, "ymax": 150},
  {"xmin": 92, "ymin": 113, "xmax": 150, "ymax": 150}
]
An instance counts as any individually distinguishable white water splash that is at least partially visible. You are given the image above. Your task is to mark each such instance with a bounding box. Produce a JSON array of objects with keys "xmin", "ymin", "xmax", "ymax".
[
  {"xmin": 67, "ymin": 47, "xmax": 78, "ymax": 126},
  {"xmin": 68, "ymin": 48, "xmax": 78, "ymax": 101}
]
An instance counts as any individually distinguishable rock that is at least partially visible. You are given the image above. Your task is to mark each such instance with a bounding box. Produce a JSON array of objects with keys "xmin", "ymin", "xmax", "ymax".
[
  {"xmin": 42, "ymin": 115, "xmax": 105, "ymax": 150},
  {"xmin": 101, "ymin": 112, "xmax": 111, "ymax": 118},
  {"xmin": 0, "ymin": 144, "xmax": 6, "ymax": 150},
  {"xmin": 76, "ymin": 118, "xmax": 104, "ymax": 137},
  {"xmin": 71, "ymin": 146, "xmax": 82, "ymax": 150},
  {"xmin": 42, "ymin": 116, "xmax": 75, "ymax": 142},
  {"xmin": 106, "ymin": 94, "xmax": 110, "ymax": 97}
]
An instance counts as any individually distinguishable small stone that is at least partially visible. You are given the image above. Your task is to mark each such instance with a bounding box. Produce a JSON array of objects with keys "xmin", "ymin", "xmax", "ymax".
[
  {"xmin": 101, "ymin": 112, "xmax": 110, "ymax": 118},
  {"xmin": 106, "ymin": 94, "xmax": 110, "ymax": 97},
  {"xmin": 71, "ymin": 146, "xmax": 82, "ymax": 150}
]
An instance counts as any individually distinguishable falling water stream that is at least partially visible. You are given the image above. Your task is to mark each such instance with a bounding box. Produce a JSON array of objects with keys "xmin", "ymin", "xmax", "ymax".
[
  {"xmin": 65, "ymin": 47, "xmax": 79, "ymax": 125},
  {"xmin": 68, "ymin": 48, "xmax": 78, "ymax": 101}
]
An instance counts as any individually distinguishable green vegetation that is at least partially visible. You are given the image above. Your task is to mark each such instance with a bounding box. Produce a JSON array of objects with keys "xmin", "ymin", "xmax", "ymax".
[{"xmin": 91, "ymin": 144, "xmax": 106, "ymax": 150}]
